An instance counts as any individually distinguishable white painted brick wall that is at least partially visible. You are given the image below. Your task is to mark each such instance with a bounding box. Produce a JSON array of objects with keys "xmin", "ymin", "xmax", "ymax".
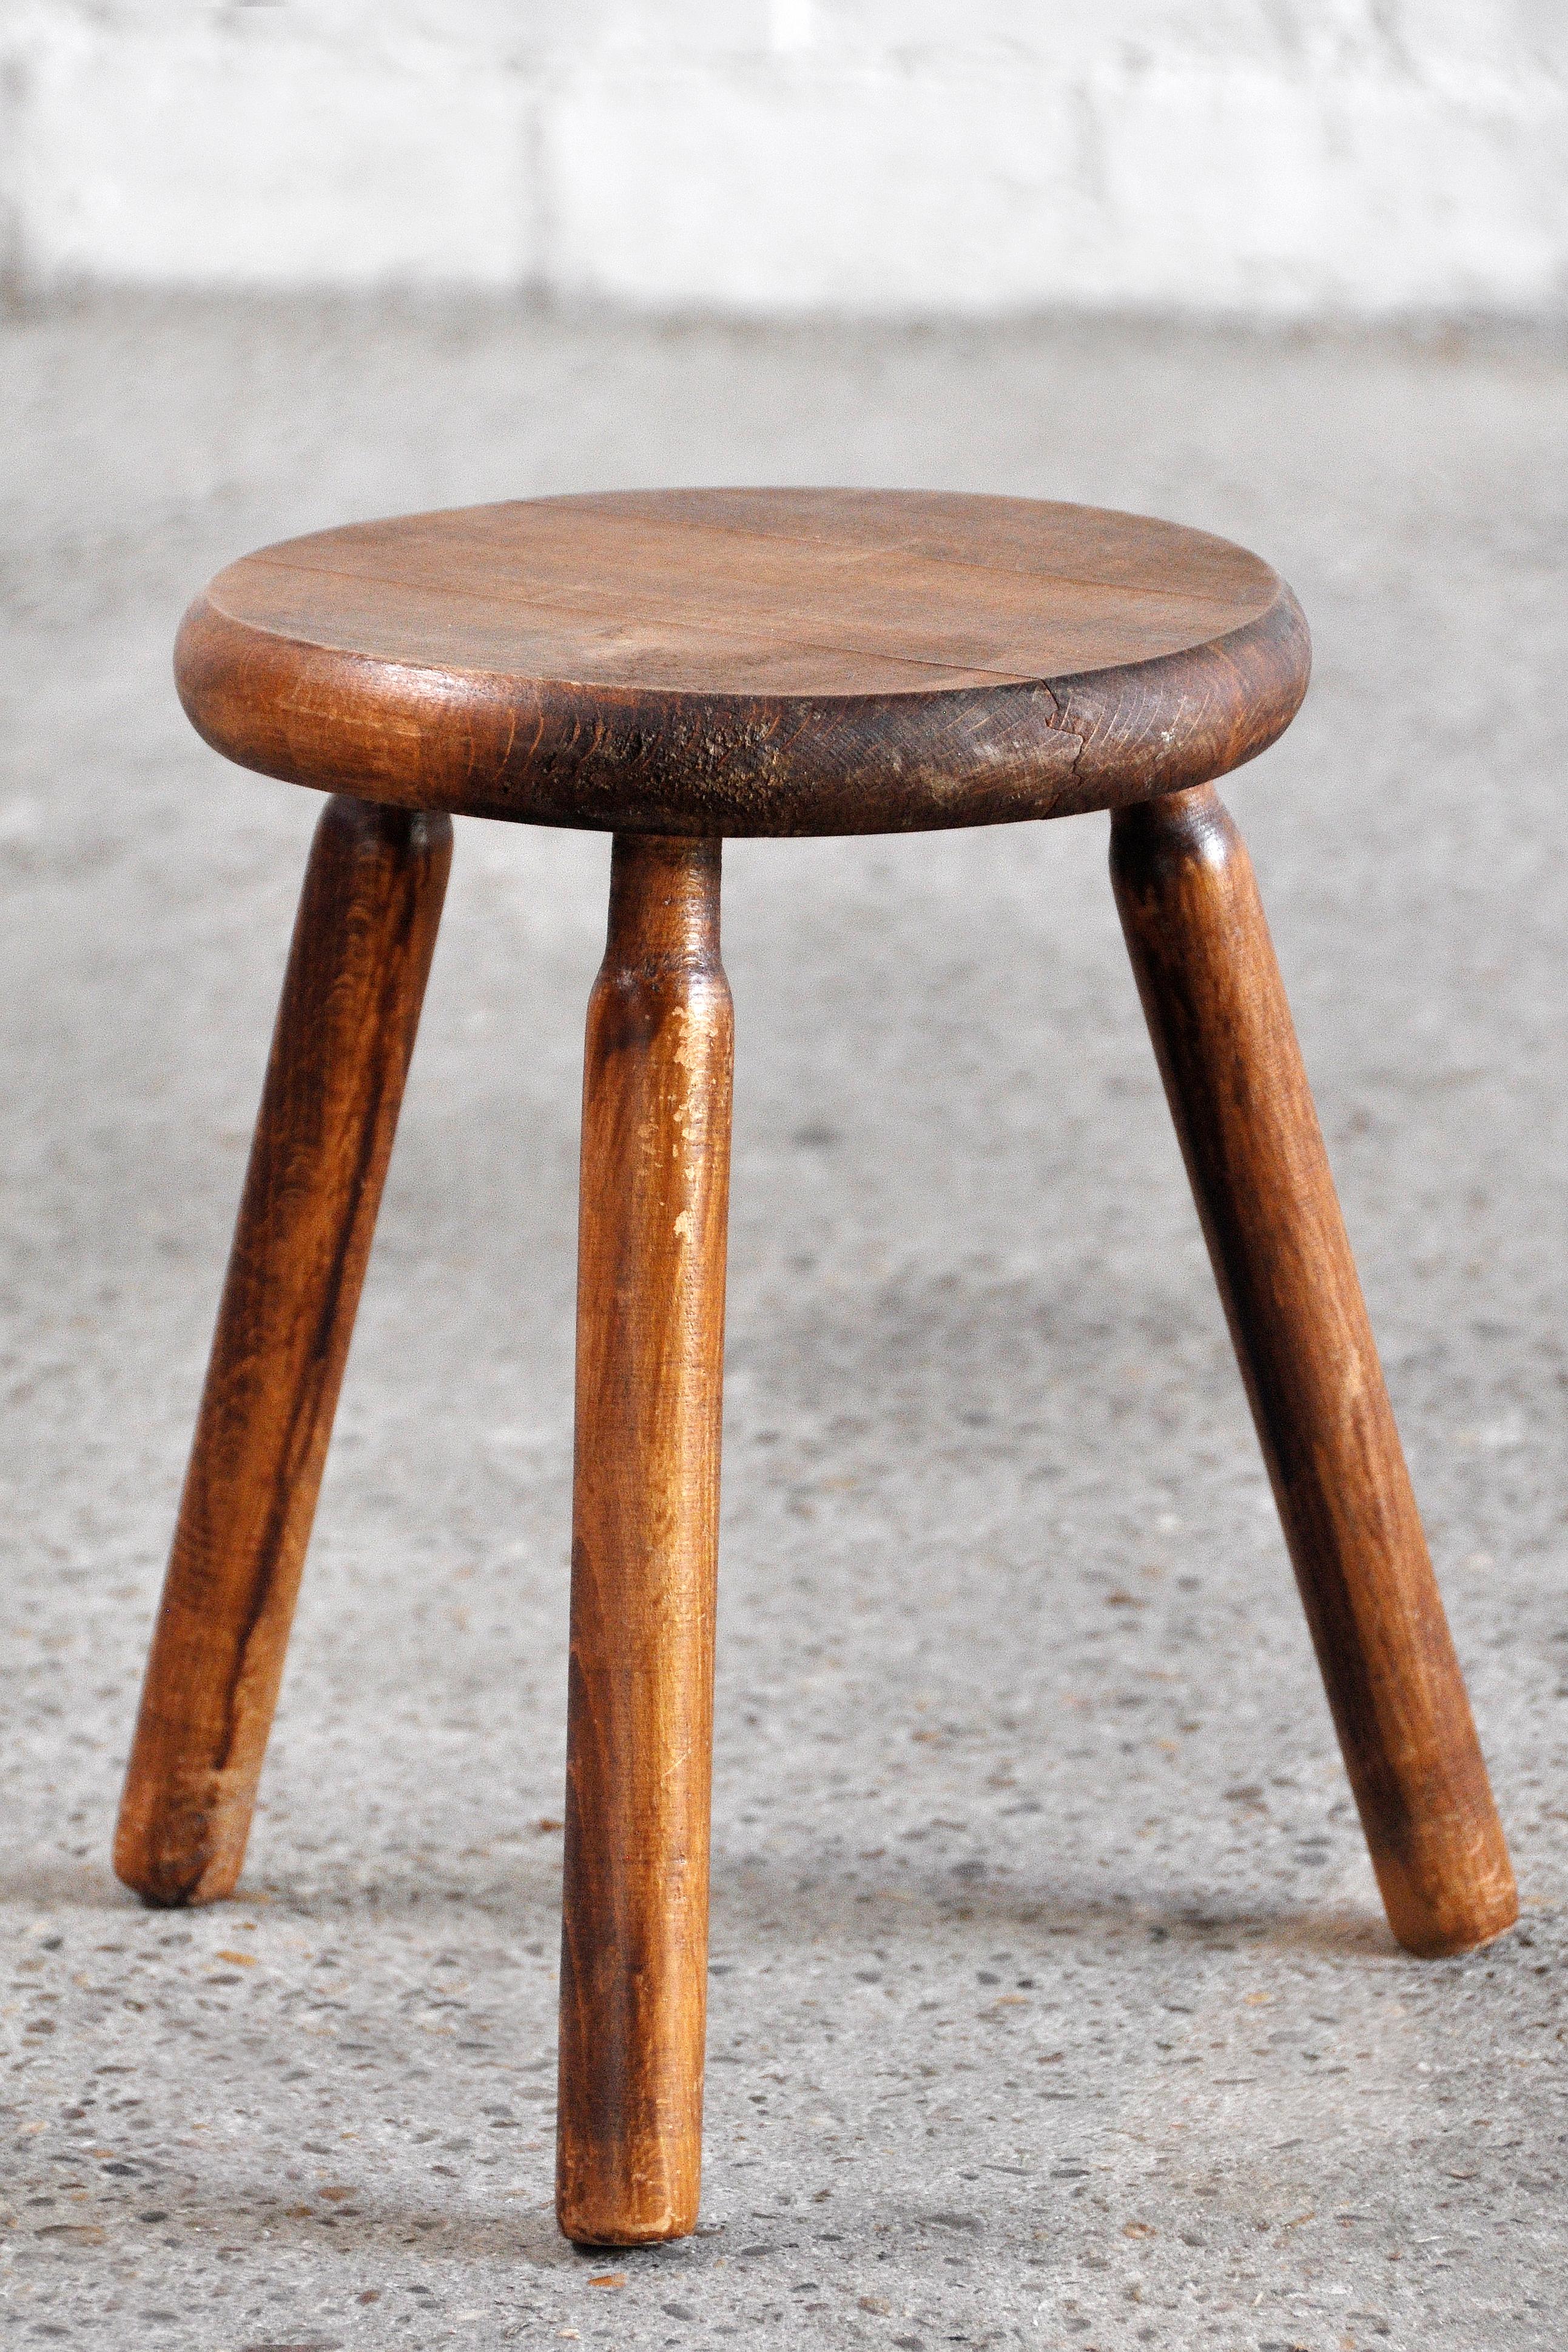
[{"xmin": 2, "ymin": 1, "xmax": 1566, "ymax": 313}]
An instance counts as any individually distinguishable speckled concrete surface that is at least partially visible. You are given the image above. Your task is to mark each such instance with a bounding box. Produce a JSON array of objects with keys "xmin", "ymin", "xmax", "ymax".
[{"xmin": 0, "ymin": 302, "xmax": 1565, "ymax": 2351}]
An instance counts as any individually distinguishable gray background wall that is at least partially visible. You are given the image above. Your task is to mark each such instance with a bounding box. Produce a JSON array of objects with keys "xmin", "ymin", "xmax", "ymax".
[{"xmin": 3, "ymin": 0, "xmax": 1567, "ymax": 315}]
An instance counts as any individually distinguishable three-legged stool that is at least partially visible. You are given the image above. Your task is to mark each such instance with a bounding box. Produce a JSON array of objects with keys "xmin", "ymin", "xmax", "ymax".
[{"xmin": 114, "ymin": 490, "xmax": 1516, "ymax": 2246}]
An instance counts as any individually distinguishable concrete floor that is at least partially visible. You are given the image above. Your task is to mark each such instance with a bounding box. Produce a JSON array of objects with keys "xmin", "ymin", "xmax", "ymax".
[{"xmin": 0, "ymin": 300, "xmax": 1565, "ymax": 2351}]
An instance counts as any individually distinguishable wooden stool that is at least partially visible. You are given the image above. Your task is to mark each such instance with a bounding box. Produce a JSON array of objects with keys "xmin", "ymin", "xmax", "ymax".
[{"xmin": 115, "ymin": 490, "xmax": 1516, "ymax": 2246}]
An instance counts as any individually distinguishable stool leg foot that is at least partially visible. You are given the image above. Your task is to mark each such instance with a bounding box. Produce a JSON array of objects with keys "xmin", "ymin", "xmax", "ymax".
[
  {"xmin": 1111, "ymin": 784, "xmax": 1516, "ymax": 1959},
  {"xmin": 557, "ymin": 835, "xmax": 732, "ymax": 2246},
  {"xmin": 113, "ymin": 795, "xmax": 452, "ymax": 1908}
]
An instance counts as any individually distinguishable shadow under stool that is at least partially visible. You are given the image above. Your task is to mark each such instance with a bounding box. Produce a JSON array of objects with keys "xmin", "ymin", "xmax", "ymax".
[{"xmin": 113, "ymin": 488, "xmax": 1516, "ymax": 2246}]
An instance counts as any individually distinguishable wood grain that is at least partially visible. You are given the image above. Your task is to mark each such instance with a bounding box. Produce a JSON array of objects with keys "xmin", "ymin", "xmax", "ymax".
[
  {"xmin": 173, "ymin": 490, "xmax": 1310, "ymax": 837},
  {"xmin": 1111, "ymin": 784, "xmax": 1516, "ymax": 1959},
  {"xmin": 557, "ymin": 834, "xmax": 733, "ymax": 2245},
  {"xmin": 114, "ymin": 794, "xmax": 451, "ymax": 1909}
]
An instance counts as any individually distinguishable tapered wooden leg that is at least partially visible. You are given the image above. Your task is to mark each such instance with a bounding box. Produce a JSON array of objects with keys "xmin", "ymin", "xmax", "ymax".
[
  {"xmin": 1111, "ymin": 784, "xmax": 1515, "ymax": 1959},
  {"xmin": 556, "ymin": 834, "xmax": 732, "ymax": 2247},
  {"xmin": 114, "ymin": 794, "xmax": 452, "ymax": 1909}
]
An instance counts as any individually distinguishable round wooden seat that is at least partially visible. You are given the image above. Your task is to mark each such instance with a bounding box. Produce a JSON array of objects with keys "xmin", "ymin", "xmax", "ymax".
[{"xmin": 175, "ymin": 488, "xmax": 1310, "ymax": 837}]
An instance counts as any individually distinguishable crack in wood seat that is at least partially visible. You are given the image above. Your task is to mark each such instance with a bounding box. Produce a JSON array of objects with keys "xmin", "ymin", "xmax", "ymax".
[{"xmin": 175, "ymin": 488, "xmax": 1311, "ymax": 835}]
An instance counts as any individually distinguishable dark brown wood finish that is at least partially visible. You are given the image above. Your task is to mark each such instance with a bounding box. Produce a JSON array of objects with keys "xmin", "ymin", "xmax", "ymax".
[
  {"xmin": 557, "ymin": 834, "xmax": 733, "ymax": 2245},
  {"xmin": 115, "ymin": 795, "xmax": 451, "ymax": 1908},
  {"xmin": 1111, "ymin": 785, "xmax": 1516, "ymax": 1959},
  {"xmin": 173, "ymin": 490, "xmax": 1310, "ymax": 837},
  {"xmin": 130, "ymin": 491, "xmax": 1516, "ymax": 2251}
]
